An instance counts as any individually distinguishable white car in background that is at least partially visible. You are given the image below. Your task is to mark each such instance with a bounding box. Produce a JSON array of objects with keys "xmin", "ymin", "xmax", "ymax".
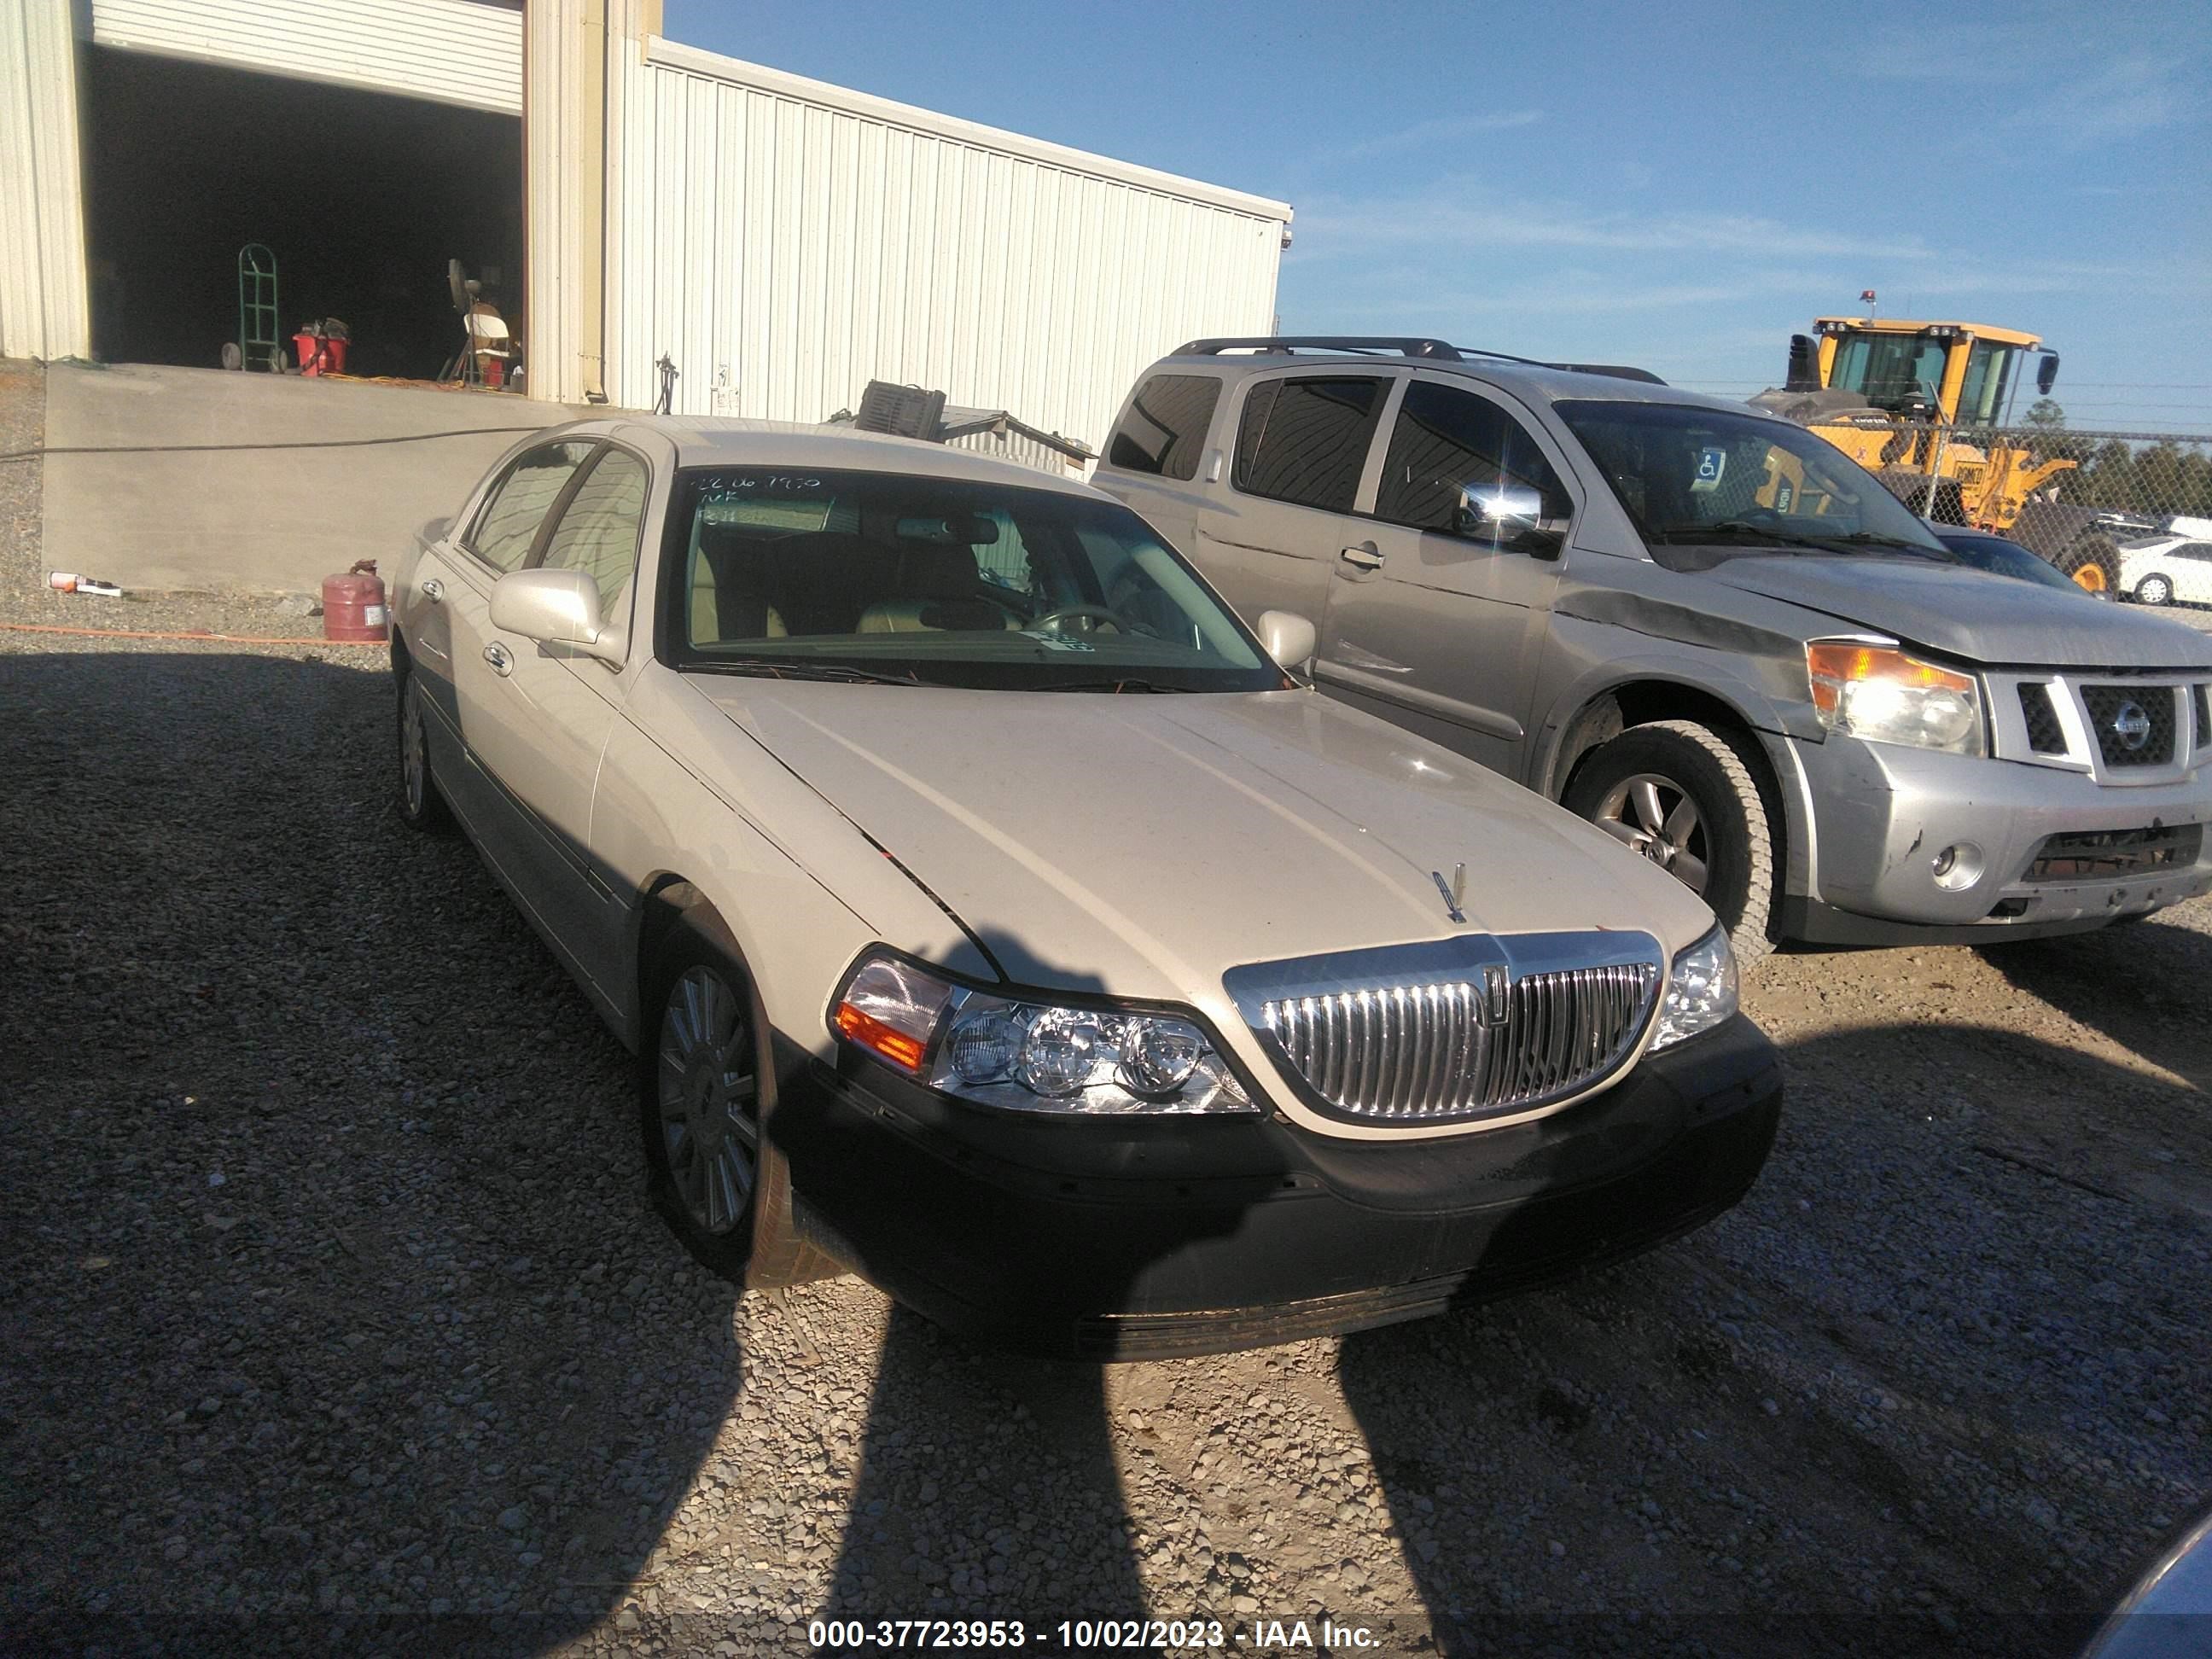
[
  {"xmin": 386, "ymin": 416, "xmax": 1782, "ymax": 1358},
  {"xmin": 2120, "ymin": 533, "xmax": 2212, "ymax": 608}
]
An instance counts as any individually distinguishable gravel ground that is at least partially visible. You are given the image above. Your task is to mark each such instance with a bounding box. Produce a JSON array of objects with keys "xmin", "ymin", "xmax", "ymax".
[{"xmin": 3, "ymin": 358, "xmax": 2209, "ymax": 1658}]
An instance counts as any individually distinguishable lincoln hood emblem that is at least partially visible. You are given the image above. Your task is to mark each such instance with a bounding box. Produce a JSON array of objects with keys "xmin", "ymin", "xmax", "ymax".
[{"xmin": 1430, "ymin": 862, "xmax": 1468, "ymax": 923}]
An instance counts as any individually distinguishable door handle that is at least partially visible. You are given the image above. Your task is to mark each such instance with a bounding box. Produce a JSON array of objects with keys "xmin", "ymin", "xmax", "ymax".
[
  {"xmin": 419, "ymin": 578, "xmax": 444, "ymax": 603},
  {"xmin": 1339, "ymin": 543, "xmax": 1385, "ymax": 571},
  {"xmin": 482, "ymin": 642, "xmax": 514, "ymax": 677}
]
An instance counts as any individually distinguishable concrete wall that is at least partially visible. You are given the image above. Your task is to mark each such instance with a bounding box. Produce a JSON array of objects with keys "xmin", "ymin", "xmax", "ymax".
[{"xmin": 42, "ymin": 364, "xmax": 582, "ymax": 593}]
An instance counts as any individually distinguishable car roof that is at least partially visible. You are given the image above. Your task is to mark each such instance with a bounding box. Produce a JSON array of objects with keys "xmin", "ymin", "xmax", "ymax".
[
  {"xmin": 517, "ymin": 415, "xmax": 1103, "ymax": 498},
  {"xmin": 1145, "ymin": 348, "xmax": 1770, "ymax": 419}
]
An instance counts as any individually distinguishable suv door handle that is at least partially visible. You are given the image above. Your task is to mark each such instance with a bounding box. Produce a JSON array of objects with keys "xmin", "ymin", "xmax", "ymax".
[
  {"xmin": 1339, "ymin": 543, "xmax": 1385, "ymax": 570},
  {"xmin": 419, "ymin": 578, "xmax": 444, "ymax": 603},
  {"xmin": 482, "ymin": 642, "xmax": 515, "ymax": 677}
]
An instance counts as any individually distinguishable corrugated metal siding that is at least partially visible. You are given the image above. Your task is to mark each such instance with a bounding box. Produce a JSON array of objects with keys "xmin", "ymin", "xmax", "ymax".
[
  {"xmin": 90, "ymin": 0, "xmax": 522, "ymax": 114},
  {"xmin": 944, "ymin": 429, "xmax": 1082, "ymax": 478},
  {"xmin": 0, "ymin": 0, "xmax": 91, "ymax": 359},
  {"xmin": 612, "ymin": 38, "xmax": 1288, "ymax": 454}
]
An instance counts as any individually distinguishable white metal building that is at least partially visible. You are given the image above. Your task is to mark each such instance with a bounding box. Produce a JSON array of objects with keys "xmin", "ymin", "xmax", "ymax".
[{"xmin": 1, "ymin": 0, "xmax": 1290, "ymax": 456}]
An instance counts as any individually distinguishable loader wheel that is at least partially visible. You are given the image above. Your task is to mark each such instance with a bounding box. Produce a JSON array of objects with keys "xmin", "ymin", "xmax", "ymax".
[
  {"xmin": 2057, "ymin": 535, "xmax": 2121, "ymax": 597},
  {"xmin": 1564, "ymin": 719, "xmax": 1777, "ymax": 966}
]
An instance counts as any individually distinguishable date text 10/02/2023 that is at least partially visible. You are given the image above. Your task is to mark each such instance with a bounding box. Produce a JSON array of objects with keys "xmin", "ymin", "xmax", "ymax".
[{"xmin": 805, "ymin": 1618, "xmax": 1385, "ymax": 1650}]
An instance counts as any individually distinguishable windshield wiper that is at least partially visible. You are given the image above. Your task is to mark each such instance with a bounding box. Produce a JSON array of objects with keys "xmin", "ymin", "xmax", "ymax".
[
  {"xmin": 691, "ymin": 661, "xmax": 925, "ymax": 686},
  {"xmin": 1031, "ymin": 677, "xmax": 1197, "ymax": 694},
  {"xmin": 1650, "ymin": 521, "xmax": 1951, "ymax": 558}
]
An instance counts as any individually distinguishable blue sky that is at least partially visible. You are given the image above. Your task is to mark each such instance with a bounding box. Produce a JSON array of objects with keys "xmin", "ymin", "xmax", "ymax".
[{"xmin": 665, "ymin": 0, "xmax": 2210, "ymax": 433}]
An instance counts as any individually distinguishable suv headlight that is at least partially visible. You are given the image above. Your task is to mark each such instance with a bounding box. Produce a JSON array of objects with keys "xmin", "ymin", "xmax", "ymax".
[
  {"xmin": 1649, "ymin": 926, "xmax": 1738, "ymax": 1051},
  {"xmin": 1806, "ymin": 639, "xmax": 1982, "ymax": 756},
  {"xmin": 831, "ymin": 951, "xmax": 1256, "ymax": 1115}
]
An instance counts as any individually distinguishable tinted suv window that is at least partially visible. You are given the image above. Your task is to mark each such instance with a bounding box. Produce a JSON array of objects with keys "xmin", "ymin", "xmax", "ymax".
[
  {"xmin": 1107, "ymin": 375, "xmax": 1221, "ymax": 480},
  {"xmin": 1232, "ymin": 376, "xmax": 1387, "ymax": 513},
  {"xmin": 469, "ymin": 440, "xmax": 598, "ymax": 572},
  {"xmin": 1376, "ymin": 381, "xmax": 1569, "ymax": 539}
]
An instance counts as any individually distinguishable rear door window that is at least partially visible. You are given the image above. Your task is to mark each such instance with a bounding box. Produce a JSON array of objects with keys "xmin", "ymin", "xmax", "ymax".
[
  {"xmin": 1231, "ymin": 376, "xmax": 1389, "ymax": 513},
  {"xmin": 468, "ymin": 440, "xmax": 599, "ymax": 572},
  {"xmin": 1106, "ymin": 375, "xmax": 1223, "ymax": 480},
  {"xmin": 1375, "ymin": 381, "xmax": 1570, "ymax": 541}
]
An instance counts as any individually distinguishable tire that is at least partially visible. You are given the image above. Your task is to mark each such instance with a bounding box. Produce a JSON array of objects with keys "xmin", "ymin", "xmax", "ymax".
[
  {"xmin": 2134, "ymin": 573, "xmax": 2173, "ymax": 607},
  {"xmin": 2056, "ymin": 535, "xmax": 2121, "ymax": 597},
  {"xmin": 394, "ymin": 667, "xmax": 455, "ymax": 834},
  {"xmin": 641, "ymin": 919, "xmax": 765, "ymax": 1278},
  {"xmin": 1563, "ymin": 719, "xmax": 1777, "ymax": 965}
]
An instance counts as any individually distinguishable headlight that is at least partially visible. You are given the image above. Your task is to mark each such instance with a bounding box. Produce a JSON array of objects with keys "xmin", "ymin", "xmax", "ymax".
[
  {"xmin": 1649, "ymin": 926, "xmax": 1738, "ymax": 1051},
  {"xmin": 1806, "ymin": 639, "xmax": 1982, "ymax": 756},
  {"xmin": 831, "ymin": 952, "xmax": 1255, "ymax": 1115}
]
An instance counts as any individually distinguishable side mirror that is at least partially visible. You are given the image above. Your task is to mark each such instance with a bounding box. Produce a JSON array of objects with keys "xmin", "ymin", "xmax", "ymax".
[
  {"xmin": 490, "ymin": 567, "xmax": 626, "ymax": 665},
  {"xmin": 1454, "ymin": 485, "xmax": 1566, "ymax": 557},
  {"xmin": 2037, "ymin": 352, "xmax": 2060, "ymax": 395},
  {"xmin": 1254, "ymin": 609, "xmax": 1316, "ymax": 673}
]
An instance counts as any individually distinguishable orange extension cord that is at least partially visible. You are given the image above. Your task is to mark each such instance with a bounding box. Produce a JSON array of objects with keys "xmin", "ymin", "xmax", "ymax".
[{"xmin": 1, "ymin": 620, "xmax": 385, "ymax": 646}]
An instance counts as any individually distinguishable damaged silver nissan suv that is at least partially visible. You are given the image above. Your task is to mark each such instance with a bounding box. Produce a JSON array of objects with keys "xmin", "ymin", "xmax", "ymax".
[{"xmin": 1094, "ymin": 338, "xmax": 2212, "ymax": 962}]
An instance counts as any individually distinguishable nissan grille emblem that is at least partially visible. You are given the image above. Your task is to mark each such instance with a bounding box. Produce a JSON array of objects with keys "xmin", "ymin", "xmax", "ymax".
[{"xmin": 2111, "ymin": 701, "xmax": 2152, "ymax": 753}]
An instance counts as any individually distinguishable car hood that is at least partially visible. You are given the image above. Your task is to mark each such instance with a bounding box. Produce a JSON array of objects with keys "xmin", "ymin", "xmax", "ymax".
[
  {"xmin": 1699, "ymin": 555, "xmax": 2212, "ymax": 669},
  {"xmin": 685, "ymin": 681, "xmax": 1715, "ymax": 1002}
]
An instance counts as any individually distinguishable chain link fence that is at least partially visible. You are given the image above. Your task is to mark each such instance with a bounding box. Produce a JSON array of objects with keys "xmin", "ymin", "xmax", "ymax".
[{"xmin": 1803, "ymin": 415, "xmax": 2212, "ymax": 599}]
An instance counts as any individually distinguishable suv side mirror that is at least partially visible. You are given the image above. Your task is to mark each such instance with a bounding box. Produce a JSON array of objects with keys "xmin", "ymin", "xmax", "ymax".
[
  {"xmin": 1454, "ymin": 485, "xmax": 1566, "ymax": 557},
  {"xmin": 490, "ymin": 567, "xmax": 626, "ymax": 665}
]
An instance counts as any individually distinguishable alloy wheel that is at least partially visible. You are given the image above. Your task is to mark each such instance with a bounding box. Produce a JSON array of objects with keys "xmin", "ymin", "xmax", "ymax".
[
  {"xmin": 655, "ymin": 965, "xmax": 760, "ymax": 1236},
  {"xmin": 1592, "ymin": 771, "xmax": 1709, "ymax": 895}
]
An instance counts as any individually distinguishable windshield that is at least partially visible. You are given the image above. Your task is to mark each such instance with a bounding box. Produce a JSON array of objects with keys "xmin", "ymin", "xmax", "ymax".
[
  {"xmin": 1828, "ymin": 330, "xmax": 1947, "ymax": 410},
  {"xmin": 661, "ymin": 467, "xmax": 1283, "ymax": 691},
  {"xmin": 1554, "ymin": 399, "xmax": 1949, "ymax": 569}
]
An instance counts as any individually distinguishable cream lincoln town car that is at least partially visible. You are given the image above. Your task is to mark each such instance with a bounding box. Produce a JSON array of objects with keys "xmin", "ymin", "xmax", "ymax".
[{"xmin": 390, "ymin": 418, "xmax": 1783, "ymax": 1358}]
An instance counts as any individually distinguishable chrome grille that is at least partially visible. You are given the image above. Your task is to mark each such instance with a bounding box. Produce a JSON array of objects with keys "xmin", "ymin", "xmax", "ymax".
[{"xmin": 1226, "ymin": 934, "xmax": 1663, "ymax": 1126}]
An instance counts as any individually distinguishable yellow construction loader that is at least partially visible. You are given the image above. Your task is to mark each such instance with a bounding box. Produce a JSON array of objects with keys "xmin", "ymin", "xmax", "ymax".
[{"xmin": 1752, "ymin": 317, "xmax": 2125, "ymax": 593}]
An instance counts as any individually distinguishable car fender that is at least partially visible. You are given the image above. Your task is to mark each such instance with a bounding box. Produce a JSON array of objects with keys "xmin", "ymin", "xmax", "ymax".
[{"xmin": 1533, "ymin": 648, "xmax": 1820, "ymax": 900}]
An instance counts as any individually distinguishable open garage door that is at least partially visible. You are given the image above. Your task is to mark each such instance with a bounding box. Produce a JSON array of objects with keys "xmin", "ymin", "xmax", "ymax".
[{"xmin": 79, "ymin": 45, "xmax": 521, "ymax": 381}]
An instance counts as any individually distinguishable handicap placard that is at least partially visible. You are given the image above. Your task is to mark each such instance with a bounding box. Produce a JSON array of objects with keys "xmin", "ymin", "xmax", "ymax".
[{"xmin": 1690, "ymin": 445, "xmax": 1727, "ymax": 492}]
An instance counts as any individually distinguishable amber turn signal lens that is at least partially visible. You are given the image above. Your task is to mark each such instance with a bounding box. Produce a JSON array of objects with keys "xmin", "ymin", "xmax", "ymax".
[{"xmin": 833, "ymin": 1001, "xmax": 928, "ymax": 1072}]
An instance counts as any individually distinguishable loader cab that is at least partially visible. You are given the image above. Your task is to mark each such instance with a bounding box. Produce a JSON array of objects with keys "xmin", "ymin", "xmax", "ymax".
[{"xmin": 1813, "ymin": 317, "xmax": 2056, "ymax": 427}]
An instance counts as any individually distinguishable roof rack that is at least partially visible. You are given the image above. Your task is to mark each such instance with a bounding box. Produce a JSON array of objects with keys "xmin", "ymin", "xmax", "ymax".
[
  {"xmin": 1547, "ymin": 362, "xmax": 1668, "ymax": 386},
  {"xmin": 1174, "ymin": 336, "xmax": 1664, "ymax": 383},
  {"xmin": 1178, "ymin": 335, "xmax": 1476, "ymax": 361}
]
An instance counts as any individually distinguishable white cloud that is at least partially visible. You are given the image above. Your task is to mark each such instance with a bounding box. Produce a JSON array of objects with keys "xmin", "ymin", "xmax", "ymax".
[
  {"xmin": 1322, "ymin": 109, "xmax": 1543, "ymax": 162},
  {"xmin": 1288, "ymin": 182, "xmax": 1940, "ymax": 263}
]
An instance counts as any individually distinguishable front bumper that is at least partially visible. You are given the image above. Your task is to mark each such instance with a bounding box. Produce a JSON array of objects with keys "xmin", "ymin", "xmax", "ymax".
[
  {"xmin": 1793, "ymin": 732, "xmax": 2212, "ymax": 941},
  {"xmin": 762, "ymin": 1015, "xmax": 1782, "ymax": 1359}
]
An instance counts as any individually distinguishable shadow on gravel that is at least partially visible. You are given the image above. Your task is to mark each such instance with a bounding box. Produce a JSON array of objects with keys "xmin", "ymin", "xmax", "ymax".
[
  {"xmin": 1339, "ymin": 1017, "xmax": 2212, "ymax": 1659},
  {"xmin": 1980, "ymin": 920, "xmax": 2212, "ymax": 1090},
  {"xmin": 0, "ymin": 651, "xmax": 740, "ymax": 1655}
]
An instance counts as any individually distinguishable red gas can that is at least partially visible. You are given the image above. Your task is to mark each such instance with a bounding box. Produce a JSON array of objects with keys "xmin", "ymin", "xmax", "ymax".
[{"xmin": 323, "ymin": 560, "xmax": 389, "ymax": 643}]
